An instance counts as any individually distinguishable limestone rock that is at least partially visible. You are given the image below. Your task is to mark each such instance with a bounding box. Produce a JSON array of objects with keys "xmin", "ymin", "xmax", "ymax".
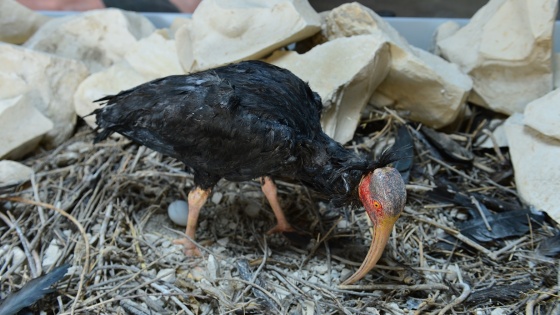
[
  {"xmin": 432, "ymin": 21, "xmax": 460, "ymax": 55},
  {"xmin": 0, "ymin": 0, "xmax": 51, "ymax": 44},
  {"xmin": 25, "ymin": 9, "xmax": 156, "ymax": 73},
  {"xmin": 265, "ymin": 35, "xmax": 390, "ymax": 143},
  {"xmin": 124, "ymin": 33, "xmax": 183, "ymax": 79},
  {"xmin": 523, "ymin": 89, "xmax": 560, "ymax": 141},
  {"xmin": 176, "ymin": 0, "xmax": 321, "ymax": 72},
  {"xmin": 74, "ymin": 65, "xmax": 149, "ymax": 129},
  {"xmin": 42, "ymin": 239, "xmax": 63, "ymax": 269},
  {"xmin": 0, "ymin": 94, "xmax": 53, "ymax": 159},
  {"xmin": 504, "ymin": 113, "xmax": 560, "ymax": 224},
  {"xmin": 0, "ymin": 43, "xmax": 89, "ymax": 146},
  {"xmin": 437, "ymin": 0, "xmax": 557, "ymax": 115},
  {"xmin": 0, "ymin": 160, "xmax": 34, "ymax": 187},
  {"xmin": 169, "ymin": 17, "xmax": 191, "ymax": 38},
  {"xmin": 74, "ymin": 33, "xmax": 183, "ymax": 128},
  {"xmin": 324, "ymin": 3, "xmax": 472, "ymax": 129}
]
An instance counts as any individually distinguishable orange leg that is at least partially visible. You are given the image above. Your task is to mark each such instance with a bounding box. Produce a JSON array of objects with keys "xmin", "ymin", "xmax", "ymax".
[
  {"xmin": 261, "ymin": 177, "xmax": 295, "ymax": 234},
  {"xmin": 173, "ymin": 187, "xmax": 210, "ymax": 256}
]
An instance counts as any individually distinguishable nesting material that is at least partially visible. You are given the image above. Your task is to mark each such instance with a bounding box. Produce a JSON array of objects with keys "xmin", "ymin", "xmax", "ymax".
[
  {"xmin": 524, "ymin": 89, "xmax": 560, "ymax": 141},
  {"xmin": 0, "ymin": 43, "xmax": 88, "ymax": 147},
  {"xmin": 437, "ymin": 0, "xmax": 558, "ymax": 115},
  {"xmin": 74, "ymin": 33, "xmax": 183, "ymax": 128},
  {"xmin": 176, "ymin": 0, "xmax": 321, "ymax": 72},
  {"xmin": 504, "ymin": 113, "xmax": 560, "ymax": 224},
  {"xmin": 265, "ymin": 35, "xmax": 390, "ymax": 143},
  {"xmin": 322, "ymin": 3, "xmax": 472, "ymax": 129},
  {"xmin": 24, "ymin": 9, "xmax": 156, "ymax": 73},
  {"xmin": 0, "ymin": 0, "xmax": 51, "ymax": 44}
]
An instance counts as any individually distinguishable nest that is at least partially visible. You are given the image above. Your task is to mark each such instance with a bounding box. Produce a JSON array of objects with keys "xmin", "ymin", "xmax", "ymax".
[{"xmin": 1, "ymin": 107, "xmax": 558, "ymax": 314}]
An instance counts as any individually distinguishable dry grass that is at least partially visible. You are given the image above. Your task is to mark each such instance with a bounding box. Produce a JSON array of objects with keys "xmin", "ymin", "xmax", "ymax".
[{"xmin": 1, "ymin": 108, "xmax": 558, "ymax": 314}]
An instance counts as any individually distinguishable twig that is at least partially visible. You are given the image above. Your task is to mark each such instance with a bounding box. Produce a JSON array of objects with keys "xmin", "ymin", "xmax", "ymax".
[
  {"xmin": 525, "ymin": 288, "xmax": 559, "ymax": 314},
  {"xmin": 95, "ymin": 204, "xmax": 113, "ymax": 285},
  {"xmin": 30, "ymin": 175, "xmax": 46, "ymax": 225},
  {"xmin": 413, "ymin": 214, "xmax": 496, "ymax": 260},
  {"xmin": 303, "ymin": 216, "xmax": 339, "ymax": 266},
  {"xmin": 150, "ymin": 283, "xmax": 195, "ymax": 315},
  {"xmin": 470, "ymin": 196, "xmax": 491, "ymax": 231},
  {"xmin": 0, "ymin": 212, "xmax": 38, "ymax": 278},
  {"xmin": 428, "ymin": 156, "xmax": 479, "ymax": 184},
  {"xmin": 489, "ymin": 236, "xmax": 528, "ymax": 260},
  {"xmin": 214, "ymin": 277, "xmax": 283, "ymax": 312},
  {"xmin": 234, "ymin": 235, "xmax": 269, "ymax": 306},
  {"xmin": 435, "ymin": 282, "xmax": 471, "ymax": 315},
  {"xmin": 1, "ymin": 197, "xmax": 90, "ymax": 314},
  {"xmin": 481, "ymin": 129, "xmax": 506, "ymax": 163},
  {"xmin": 338, "ymin": 283, "xmax": 449, "ymax": 291}
]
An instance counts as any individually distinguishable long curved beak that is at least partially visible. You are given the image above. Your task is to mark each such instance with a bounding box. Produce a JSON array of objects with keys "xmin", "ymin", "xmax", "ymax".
[{"xmin": 341, "ymin": 214, "xmax": 399, "ymax": 285}]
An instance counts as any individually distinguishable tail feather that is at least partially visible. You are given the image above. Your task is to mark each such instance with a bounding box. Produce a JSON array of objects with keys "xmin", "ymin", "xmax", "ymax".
[
  {"xmin": 93, "ymin": 128, "xmax": 114, "ymax": 143},
  {"xmin": 91, "ymin": 99, "xmax": 118, "ymax": 143}
]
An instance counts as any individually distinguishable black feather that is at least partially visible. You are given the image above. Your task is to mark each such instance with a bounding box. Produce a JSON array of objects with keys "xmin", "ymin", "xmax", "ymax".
[
  {"xmin": 426, "ymin": 182, "xmax": 544, "ymax": 243},
  {"xmin": 538, "ymin": 232, "xmax": 560, "ymax": 257},
  {"xmin": 0, "ymin": 264, "xmax": 69, "ymax": 315}
]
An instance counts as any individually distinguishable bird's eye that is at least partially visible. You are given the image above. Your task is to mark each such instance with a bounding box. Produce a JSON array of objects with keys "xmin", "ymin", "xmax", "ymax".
[{"xmin": 373, "ymin": 200, "xmax": 382, "ymax": 210}]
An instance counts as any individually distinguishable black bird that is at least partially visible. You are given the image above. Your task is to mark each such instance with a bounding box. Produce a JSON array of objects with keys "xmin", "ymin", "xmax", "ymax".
[{"xmin": 93, "ymin": 60, "xmax": 406, "ymax": 284}]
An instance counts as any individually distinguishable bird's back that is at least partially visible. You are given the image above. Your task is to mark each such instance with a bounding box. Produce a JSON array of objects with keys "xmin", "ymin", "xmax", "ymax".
[{"xmin": 93, "ymin": 61, "xmax": 326, "ymax": 188}]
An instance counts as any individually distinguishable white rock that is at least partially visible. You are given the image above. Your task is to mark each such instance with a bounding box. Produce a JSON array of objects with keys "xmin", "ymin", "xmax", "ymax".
[
  {"xmin": 42, "ymin": 239, "xmax": 63, "ymax": 269},
  {"xmin": 432, "ymin": 21, "xmax": 460, "ymax": 55},
  {"xmin": 74, "ymin": 32, "xmax": 183, "ymax": 129},
  {"xmin": 265, "ymin": 35, "xmax": 390, "ymax": 143},
  {"xmin": 143, "ymin": 233, "xmax": 160, "ymax": 245},
  {"xmin": 323, "ymin": 3, "xmax": 472, "ymax": 129},
  {"xmin": 0, "ymin": 160, "xmax": 34, "ymax": 187},
  {"xmin": 524, "ymin": 89, "xmax": 560, "ymax": 141},
  {"xmin": 312, "ymin": 264, "xmax": 328, "ymax": 274},
  {"xmin": 74, "ymin": 64, "xmax": 151, "ymax": 129},
  {"xmin": 169, "ymin": 17, "xmax": 191, "ymax": 38},
  {"xmin": 11, "ymin": 247, "xmax": 26, "ymax": 270},
  {"xmin": 504, "ymin": 113, "xmax": 560, "ymax": 224},
  {"xmin": 0, "ymin": 0, "xmax": 51, "ymax": 44},
  {"xmin": 124, "ymin": 33, "xmax": 183, "ymax": 79},
  {"xmin": 0, "ymin": 43, "xmax": 88, "ymax": 147},
  {"xmin": 156, "ymin": 268, "xmax": 177, "ymax": 283},
  {"xmin": 0, "ymin": 94, "xmax": 53, "ymax": 159},
  {"xmin": 168, "ymin": 200, "xmax": 189, "ymax": 226},
  {"xmin": 206, "ymin": 255, "xmax": 220, "ymax": 281},
  {"xmin": 25, "ymin": 9, "xmax": 156, "ymax": 73},
  {"xmin": 491, "ymin": 307, "xmax": 507, "ymax": 315},
  {"xmin": 176, "ymin": 0, "xmax": 321, "ymax": 72},
  {"xmin": 437, "ymin": 0, "xmax": 557, "ymax": 115},
  {"xmin": 211, "ymin": 191, "xmax": 223, "ymax": 205}
]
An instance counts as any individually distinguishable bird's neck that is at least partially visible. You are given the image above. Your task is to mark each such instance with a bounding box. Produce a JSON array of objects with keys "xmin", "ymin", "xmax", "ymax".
[{"xmin": 297, "ymin": 133, "xmax": 374, "ymax": 201}]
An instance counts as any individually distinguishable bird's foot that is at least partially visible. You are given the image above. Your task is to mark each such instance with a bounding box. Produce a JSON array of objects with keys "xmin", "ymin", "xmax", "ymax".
[
  {"xmin": 266, "ymin": 223, "xmax": 296, "ymax": 235},
  {"xmin": 173, "ymin": 238, "xmax": 202, "ymax": 256}
]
